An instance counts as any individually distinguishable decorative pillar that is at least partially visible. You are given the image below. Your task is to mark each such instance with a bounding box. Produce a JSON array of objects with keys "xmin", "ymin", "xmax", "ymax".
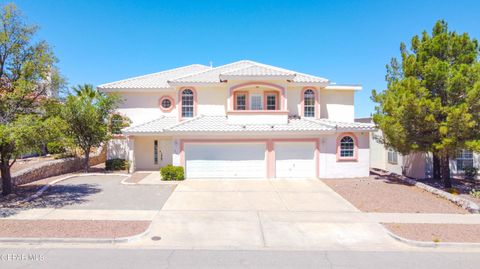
[
  {"xmin": 266, "ymin": 139, "xmax": 275, "ymax": 178},
  {"xmin": 127, "ymin": 136, "xmax": 135, "ymax": 173}
]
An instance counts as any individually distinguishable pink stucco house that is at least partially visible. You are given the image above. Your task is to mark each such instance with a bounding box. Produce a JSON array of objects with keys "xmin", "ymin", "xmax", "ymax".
[{"xmin": 98, "ymin": 60, "xmax": 375, "ymax": 178}]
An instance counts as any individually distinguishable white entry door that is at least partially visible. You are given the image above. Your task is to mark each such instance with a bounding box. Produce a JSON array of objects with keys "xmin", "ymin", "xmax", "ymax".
[
  {"xmin": 275, "ymin": 142, "xmax": 316, "ymax": 178},
  {"xmin": 185, "ymin": 143, "xmax": 266, "ymax": 178}
]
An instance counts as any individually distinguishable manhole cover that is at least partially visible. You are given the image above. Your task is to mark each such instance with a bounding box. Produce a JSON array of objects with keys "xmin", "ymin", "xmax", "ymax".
[{"xmin": 151, "ymin": 236, "xmax": 162, "ymax": 241}]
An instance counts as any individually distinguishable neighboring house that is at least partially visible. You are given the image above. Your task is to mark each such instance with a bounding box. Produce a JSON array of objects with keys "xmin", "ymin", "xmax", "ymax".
[
  {"xmin": 359, "ymin": 117, "xmax": 480, "ymax": 179},
  {"xmin": 98, "ymin": 60, "xmax": 375, "ymax": 179}
]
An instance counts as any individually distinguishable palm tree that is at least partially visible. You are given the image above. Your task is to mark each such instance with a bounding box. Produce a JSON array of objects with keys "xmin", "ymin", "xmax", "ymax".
[{"xmin": 72, "ymin": 84, "xmax": 97, "ymax": 99}]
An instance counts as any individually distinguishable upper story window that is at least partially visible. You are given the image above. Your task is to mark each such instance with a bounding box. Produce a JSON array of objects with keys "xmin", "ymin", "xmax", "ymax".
[
  {"xmin": 235, "ymin": 92, "xmax": 247, "ymax": 110},
  {"xmin": 456, "ymin": 149, "xmax": 474, "ymax": 171},
  {"xmin": 303, "ymin": 89, "xmax": 315, "ymax": 117},
  {"xmin": 181, "ymin": 89, "xmax": 194, "ymax": 118},
  {"xmin": 159, "ymin": 96, "xmax": 174, "ymax": 112},
  {"xmin": 266, "ymin": 92, "xmax": 278, "ymax": 110},
  {"xmin": 250, "ymin": 94, "xmax": 263, "ymax": 110}
]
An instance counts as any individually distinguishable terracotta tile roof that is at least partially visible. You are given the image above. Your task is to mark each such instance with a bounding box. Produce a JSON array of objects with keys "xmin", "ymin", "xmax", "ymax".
[
  {"xmin": 171, "ymin": 60, "xmax": 329, "ymax": 84},
  {"xmin": 122, "ymin": 115, "xmax": 375, "ymax": 134},
  {"xmin": 122, "ymin": 116, "xmax": 177, "ymax": 133},
  {"xmin": 97, "ymin": 64, "xmax": 210, "ymax": 89}
]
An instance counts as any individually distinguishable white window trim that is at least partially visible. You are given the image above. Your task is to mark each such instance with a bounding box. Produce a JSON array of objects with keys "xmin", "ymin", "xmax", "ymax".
[
  {"xmin": 303, "ymin": 89, "xmax": 315, "ymax": 117},
  {"xmin": 181, "ymin": 89, "xmax": 194, "ymax": 118},
  {"xmin": 387, "ymin": 149, "xmax": 398, "ymax": 164},
  {"xmin": 250, "ymin": 94, "xmax": 263, "ymax": 110},
  {"xmin": 456, "ymin": 149, "xmax": 474, "ymax": 171}
]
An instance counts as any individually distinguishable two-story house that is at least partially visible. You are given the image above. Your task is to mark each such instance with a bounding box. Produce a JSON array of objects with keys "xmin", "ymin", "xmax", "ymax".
[{"xmin": 98, "ymin": 60, "xmax": 375, "ymax": 179}]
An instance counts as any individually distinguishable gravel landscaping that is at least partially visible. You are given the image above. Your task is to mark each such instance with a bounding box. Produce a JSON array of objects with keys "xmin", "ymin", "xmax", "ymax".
[
  {"xmin": 10, "ymin": 155, "xmax": 56, "ymax": 173},
  {"xmin": 323, "ymin": 176, "xmax": 469, "ymax": 214},
  {"xmin": 383, "ymin": 223, "xmax": 480, "ymax": 243},
  {"xmin": 417, "ymin": 177, "xmax": 480, "ymax": 206},
  {"xmin": 0, "ymin": 220, "xmax": 149, "ymax": 238}
]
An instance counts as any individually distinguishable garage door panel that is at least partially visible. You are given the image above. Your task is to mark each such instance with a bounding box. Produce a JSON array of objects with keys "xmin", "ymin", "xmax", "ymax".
[
  {"xmin": 185, "ymin": 143, "xmax": 266, "ymax": 178},
  {"xmin": 275, "ymin": 142, "xmax": 315, "ymax": 178}
]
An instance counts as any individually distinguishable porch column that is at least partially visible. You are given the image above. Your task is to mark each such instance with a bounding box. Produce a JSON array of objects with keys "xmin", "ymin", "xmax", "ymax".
[
  {"xmin": 127, "ymin": 135, "xmax": 135, "ymax": 173},
  {"xmin": 172, "ymin": 138, "xmax": 182, "ymax": 166},
  {"xmin": 266, "ymin": 139, "xmax": 275, "ymax": 178}
]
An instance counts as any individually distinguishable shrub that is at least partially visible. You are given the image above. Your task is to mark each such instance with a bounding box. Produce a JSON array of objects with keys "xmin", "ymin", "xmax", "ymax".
[
  {"xmin": 464, "ymin": 167, "xmax": 478, "ymax": 180},
  {"xmin": 105, "ymin": 158, "xmax": 127, "ymax": 171},
  {"xmin": 47, "ymin": 141, "xmax": 67, "ymax": 154},
  {"xmin": 160, "ymin": 165, "xmax": 185, "ymax": 181}
]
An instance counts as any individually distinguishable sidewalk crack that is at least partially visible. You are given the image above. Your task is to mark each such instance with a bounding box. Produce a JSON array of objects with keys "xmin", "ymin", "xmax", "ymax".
[{"xmin": 257, "ymin": 211, "xmax": 267, "ymax": 248}]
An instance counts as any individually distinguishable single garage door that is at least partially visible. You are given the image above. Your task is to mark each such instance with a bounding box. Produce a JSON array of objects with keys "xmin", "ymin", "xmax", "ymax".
[
  {"xmin": 185, "ymin": 143, "xmax": 266, "ymax": 178},
  {"xmin": 275, "ymin": 142, "xmax": 316, "ymax": 178}
]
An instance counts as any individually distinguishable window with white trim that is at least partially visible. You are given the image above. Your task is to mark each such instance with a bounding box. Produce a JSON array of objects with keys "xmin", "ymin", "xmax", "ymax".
[
  {"xmin": 303, "ymin": 89, "xmax": 315, "ymax": 117},
  {"xmin": 181, "ymin": 89, "xmax": 194, "ymax": 118},
  {"xmin": 456, "ymin": 149, "xmax": 474, "ymax": 171},
  {"xmin": 340, "ymin": 136, "xmax": 355, "ymax": 158},
  {"xmin": 250, "ymin": 94, "xmax": 263, "ymax": 110},
  {"xmin": 387, "ymin": 149, "xmax": 398, "ymax": 164},
  {"xmin": 266, "ymin": 93, "xmax": 277, "ymax": 110},
  {"xmin": 235, "ymin": 93, "xmax": 247, "ymax": 110}
]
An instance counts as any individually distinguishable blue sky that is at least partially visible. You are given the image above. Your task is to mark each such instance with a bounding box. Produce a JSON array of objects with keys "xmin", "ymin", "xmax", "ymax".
[{"xmin": 7, "ymin": 0, "xmax": 480, "ymax": 117}]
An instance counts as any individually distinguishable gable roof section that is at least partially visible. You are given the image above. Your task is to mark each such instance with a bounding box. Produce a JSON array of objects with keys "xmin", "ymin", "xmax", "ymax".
[
  {"xmin": 97, "ymin": 64, "xmax": 210, "ymax": 90},
  {"xmin": 122, "ymin": 116, "xmax": 177, "ymax": 134},
  {"xmin": 122, "ymin": 115, "xmax": 375, "ymax": 135},
  {"xmin": 170, "ymin": 60, "xmax": 329, "ymax": 85}
]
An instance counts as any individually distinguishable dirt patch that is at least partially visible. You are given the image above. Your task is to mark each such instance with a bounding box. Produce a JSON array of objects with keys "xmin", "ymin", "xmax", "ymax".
[
  {"xmin": 0, "ymin": 220, "xmax": 150, "ymax": 238},
  {"xmin": 323, "ymin": 176, "xmax": 468, "ymax": 214},
  {"xmin": 384, "ymin": 223, "xmax": 480, "ymax": 243}
]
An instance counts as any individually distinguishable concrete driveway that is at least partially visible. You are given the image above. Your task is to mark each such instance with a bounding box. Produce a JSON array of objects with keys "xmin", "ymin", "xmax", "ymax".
[
  {"xmin": 42, "ymin": 175, "xmax": 176, "ymax": 210},
  {"xmin": 135, "ymin": 179, "xmax": 404, "ymax": 250}
]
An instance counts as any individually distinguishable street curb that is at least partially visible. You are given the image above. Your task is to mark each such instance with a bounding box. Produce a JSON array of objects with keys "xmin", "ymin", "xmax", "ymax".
[
  {"xmin": 386, "ymin": 229, "xmax": 480, "ymax": 248},
  {"xmin": 0, "ymin": 219, "xmax": 152, "ymax": 244},
  {"xmin": 22, "ymin": 173, "xmax": 130, "ymax": 203}
]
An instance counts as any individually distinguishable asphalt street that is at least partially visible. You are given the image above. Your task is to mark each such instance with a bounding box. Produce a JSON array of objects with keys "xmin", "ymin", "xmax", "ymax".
[{"xmin": 0, "ymin": 248, "xmax": 479, "ymax": 269}]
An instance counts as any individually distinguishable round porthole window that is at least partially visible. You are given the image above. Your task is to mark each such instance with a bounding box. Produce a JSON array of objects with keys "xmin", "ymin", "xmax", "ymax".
[{"xmin": 159, "ymin": 96, "xmax": 174, "ymax": 112}]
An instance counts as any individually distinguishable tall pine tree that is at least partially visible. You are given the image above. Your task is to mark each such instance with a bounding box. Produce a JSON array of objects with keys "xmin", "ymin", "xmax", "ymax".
[{"xmin": 372, "ymin": 20, "xmax": 480, "ymax": 188}]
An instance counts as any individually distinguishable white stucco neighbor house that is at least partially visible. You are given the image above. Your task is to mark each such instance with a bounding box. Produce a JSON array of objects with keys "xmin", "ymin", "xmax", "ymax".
[
  {"xmin": 357, "ymin": 117, "xmax": 480, "ymax": 180},
  {"xmin": 98, "ymin": 60, "xmax": 375, "ymax": 179}
]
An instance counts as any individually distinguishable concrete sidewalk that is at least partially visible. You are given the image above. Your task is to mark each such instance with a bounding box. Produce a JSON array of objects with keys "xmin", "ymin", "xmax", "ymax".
[
  {"xmin": 1, "ymin": 209, "xmax": 158, "ymax": 221},
  {"xmin": 4, "ymin": 208, "xmax": 479, "ymax": 224}
]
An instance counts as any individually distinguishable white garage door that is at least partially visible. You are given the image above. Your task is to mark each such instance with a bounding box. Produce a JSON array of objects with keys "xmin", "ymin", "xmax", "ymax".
[
  {"xmin": 185, "ymin": 143, "xmax": 266, "ymax": 178},
  {"xmin": 275, "ymin": 142, "xmax": 316, "ymax": 178}
]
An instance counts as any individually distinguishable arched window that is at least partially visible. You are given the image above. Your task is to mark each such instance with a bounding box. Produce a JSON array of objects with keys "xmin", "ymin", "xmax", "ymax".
[
  {"xmin": 303, "ymin": 89, "xmax": 315, "ymax": 117},
  {"xmin": 340, "ymin": 136, "xmax": 355, "ymax": 158},
  {"xmin": 181, "ymin": 89, "xmax": 194, "ymax": 118}
]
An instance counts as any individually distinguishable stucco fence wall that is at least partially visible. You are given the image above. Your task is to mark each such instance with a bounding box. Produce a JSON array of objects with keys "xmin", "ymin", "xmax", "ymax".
[{"xmin": 12, "ymin": 146, "xmax": 107, "ymax": 186}]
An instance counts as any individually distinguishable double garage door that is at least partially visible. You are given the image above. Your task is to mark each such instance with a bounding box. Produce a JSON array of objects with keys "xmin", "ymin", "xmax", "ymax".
[{"xmin": 184, "ymin": 142, "xmax": 316, "ymax": 178}]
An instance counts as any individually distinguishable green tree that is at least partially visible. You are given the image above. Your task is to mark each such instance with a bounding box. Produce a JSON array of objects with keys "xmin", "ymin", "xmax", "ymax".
[
  {"xmin": 62, "ymin": 84, "xmax": 119, "ymax": 172},
  {"xmin": 372, "ymin": 20, "xmax": 480, "ymax": 188},
  {"xmin": 0, "ymin": 4, "xmax": 63, "ymax": 195}
]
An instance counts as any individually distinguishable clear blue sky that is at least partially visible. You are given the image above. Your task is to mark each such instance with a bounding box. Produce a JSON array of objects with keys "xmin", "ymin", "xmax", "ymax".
[{"xmin": 7, "ymin": 0, "xmax": 480, "ymax": 117}]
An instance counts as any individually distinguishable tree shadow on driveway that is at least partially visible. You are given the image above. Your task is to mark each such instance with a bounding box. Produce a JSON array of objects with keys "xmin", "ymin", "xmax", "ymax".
[{"xmin": 0, "ymin": 184, "xmax": 101, "ymax": 218}]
